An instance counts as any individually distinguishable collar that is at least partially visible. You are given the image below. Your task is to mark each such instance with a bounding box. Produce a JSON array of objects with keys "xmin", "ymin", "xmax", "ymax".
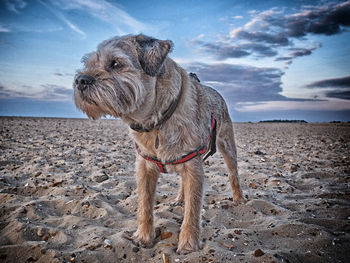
[{"xmin": 130, "ymin": 85, "xmax": 183, "ymax": 132}]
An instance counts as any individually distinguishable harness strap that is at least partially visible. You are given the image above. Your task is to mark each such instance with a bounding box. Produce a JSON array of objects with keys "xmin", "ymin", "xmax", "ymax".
[{"xmin": 135, "ymin": 114, "xmax": 216, "ymax": 173}]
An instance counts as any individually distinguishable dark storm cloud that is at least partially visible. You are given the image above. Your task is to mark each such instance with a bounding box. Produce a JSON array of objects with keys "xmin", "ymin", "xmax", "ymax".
[
  {"xmin": 307, "ymin": 75, "xmax": 350, "ymax": 100},
  {"xmin": 325, "ymin": 90, "xmax": 350, "ymax": 100},
  {"xmin": 193, "ymin": 40, "xmax": 277, "ymax": 59},
  {"xmin": 242, "ymin": 43, "xmax": 278, "ymax": 57},
  {"xmin": 249, "ymin": 1, "xmax": 350, "ymax": 38},
  {"xmin": 185, "ymin": 62, "xmax": 314, "ymax": 103},
  {"xmin": 192, "ymin": 1, "xmax": 350, "ymax": 61},
  {"xmin": 275, "ymin": 45, "xmax": 320, "ymax": 61},
  {"xmin": 200, "ymin": 42, "xmax": 250, "ymax": 59},
  {"xmin": 307, "ymin": 75, "xmax": 350, "ymax": 88},
  {"xmin": 233, "ymin": 30, "xmax": 289, "ymax": 46},
  {"xmin": 281, "ymin": 1, "xmax": 350, "ymax": 37}
]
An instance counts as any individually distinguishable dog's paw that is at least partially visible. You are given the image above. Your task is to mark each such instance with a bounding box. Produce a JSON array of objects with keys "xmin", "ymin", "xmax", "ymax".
[
  {"xmin": 176, "ymin": 231, "xmax": 201, "ymax": 254},
  {"xmin": 133, "ymin": 230, "xmax": 155, "ymax": 248},
  {"xmin": 232, "ymin": 196, "xmax": 247, "ymax": 206},
  {"xmin": 123, "ymin": 229, "xmax": 157, "ymax": 248}
]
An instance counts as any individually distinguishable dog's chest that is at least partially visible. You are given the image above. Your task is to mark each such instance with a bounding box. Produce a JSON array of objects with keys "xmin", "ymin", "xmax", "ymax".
[{"xmin": 132, "ymin": 131, "xmax": 160, "ymax": 155}]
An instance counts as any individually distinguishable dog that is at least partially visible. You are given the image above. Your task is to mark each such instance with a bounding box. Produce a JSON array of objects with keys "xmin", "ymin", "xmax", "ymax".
[{"xmin": 73, "ymin": 34, "xmax": 245, "ymax": 253}]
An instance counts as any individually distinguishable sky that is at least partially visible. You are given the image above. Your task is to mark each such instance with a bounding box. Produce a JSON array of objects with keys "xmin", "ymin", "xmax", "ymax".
[{"xmin": 0, "ymin": 0, "xmax": 350, "ymax": 122}]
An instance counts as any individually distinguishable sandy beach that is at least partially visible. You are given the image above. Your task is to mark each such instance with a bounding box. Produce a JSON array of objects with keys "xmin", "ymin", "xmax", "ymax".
[{"xmin": 0, "ymin": 117, "xmax": 349, "ymax": 263}]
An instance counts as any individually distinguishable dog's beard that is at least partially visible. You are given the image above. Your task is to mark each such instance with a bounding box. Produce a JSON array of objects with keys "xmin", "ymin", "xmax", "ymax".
[{"xmin": 74, "ymin": 72, "xmax": 146, "ymax": 119}]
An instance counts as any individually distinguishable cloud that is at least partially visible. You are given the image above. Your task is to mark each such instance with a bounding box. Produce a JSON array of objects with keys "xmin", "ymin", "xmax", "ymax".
[
  {"xmin": 40, "ymin": 84, "xmax": 73, "ymax": 101},
  {"xmin": 307, "ymin": 75, "xmax": 350, "ymax": 88},
  {"xmin": 5, "ymin": 0, "xmax": 27, "ymax": 14},
  {"xmin": 325, "ymin": 90, "xmax": 350, "ymax": 100},
  {"xmin": 230, "ymin": 29, "xmax": 289, "ymax": 46},
  {"xmin": 192, "ymin": 1, "xmax": 350, "ymax": 61},
  {"xmin": 241, "ymin": 1, "xmax": 350, "ymax": 39},
  {"xmin": 0, "ymin": 24, "xmax": 11, "ymax": 32},
  {"xmin": 0, "ymin": 85, "xmax": 27, "ymax": 98},
  {"xmin": 306, "ymin": 75, "xmax": 350, "ymax": 100},
  {"xmin": 53, "ymin": 72, "xmax": 74, "ymax": 77},
  {"xmin": 184, "ymin": 62, "xmax": 315, "ymax": 105},
  {"xmin": 281, "ymin": 1, "xmax": 350, "ymax": 37},
  {"xmin": 196, "ymin": 41, "xmax": 250, "ymax": 59},
  {"xmin": 191, "ymin": 40, "xmax": 277, "ymax": 59},
  {"xmin": 0, "ymin": 83, "xmax": 73, "ymax": 101},
  {"xmin": 236, "ymin": 99, "xmax": 350, "ymax": 112},
  {"xmin": 275, "ymin": 44, "xmax": 321, "ymax": 61},
  {"xmin": 38, "ymin": 0, "xmax": 86, "ymax": 38},
  {"xmin": 240, "ymin": 42, "xmax": 277, "ymax": 57},
  {"xmin": 49, "ymin": 0, "xmax": 152, "ymax": 35}
]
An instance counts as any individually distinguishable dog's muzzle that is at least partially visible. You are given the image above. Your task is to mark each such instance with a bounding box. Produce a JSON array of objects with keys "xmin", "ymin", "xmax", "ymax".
[{"xmin": 75, "ymin": 75, "xmax": 95, "ymax": 92}]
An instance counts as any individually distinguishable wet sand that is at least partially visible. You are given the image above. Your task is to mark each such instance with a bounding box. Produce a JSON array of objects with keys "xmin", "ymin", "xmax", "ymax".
[{"xmin": 0, "ymin": 117, "xmax": 349, "ymax": 263}]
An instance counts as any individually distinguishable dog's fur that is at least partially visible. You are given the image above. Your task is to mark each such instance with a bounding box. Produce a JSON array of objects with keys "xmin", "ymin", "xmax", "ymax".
[{"xmin": 74, "ymin": 34, "xmax": 245, "ymax": 253}]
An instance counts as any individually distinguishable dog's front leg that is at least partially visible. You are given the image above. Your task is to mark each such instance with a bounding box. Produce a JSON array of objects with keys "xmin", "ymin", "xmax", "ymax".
[
  {"xmin": 177, "ymin": 159, "xmax": 204, "ymax": 253},
  {"xmin": 133, "ymin": 158, "xmax": 159, "ymax": 247}
]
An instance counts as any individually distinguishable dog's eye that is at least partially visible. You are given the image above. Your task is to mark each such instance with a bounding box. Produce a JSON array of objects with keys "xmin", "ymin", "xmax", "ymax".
[{"xmin": 110, "ymin": 60, "xmax": 123, "ymax": 70}]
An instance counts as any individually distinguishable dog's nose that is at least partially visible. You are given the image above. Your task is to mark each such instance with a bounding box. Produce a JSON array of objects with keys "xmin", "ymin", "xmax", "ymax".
[{"xmin": 75, "ymin": 75, "xmax": 95, "ymax": 91}]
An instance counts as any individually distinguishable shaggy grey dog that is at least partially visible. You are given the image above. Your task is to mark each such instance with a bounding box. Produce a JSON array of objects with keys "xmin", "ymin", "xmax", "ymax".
[{"xmin": 74, "ymin": 34, "xmax": 245, "ymax": 253}]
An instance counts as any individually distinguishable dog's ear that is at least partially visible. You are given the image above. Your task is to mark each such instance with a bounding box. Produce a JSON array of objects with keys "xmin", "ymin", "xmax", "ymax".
[{"xmin": 135, "ymin": 34, "xmax": 173, "ymax": 77}]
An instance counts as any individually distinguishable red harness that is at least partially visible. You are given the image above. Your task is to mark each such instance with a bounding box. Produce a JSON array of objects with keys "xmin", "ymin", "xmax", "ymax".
[{"xmin": 135, "ymin": 115, "xmax": 216, "ymax": 173}]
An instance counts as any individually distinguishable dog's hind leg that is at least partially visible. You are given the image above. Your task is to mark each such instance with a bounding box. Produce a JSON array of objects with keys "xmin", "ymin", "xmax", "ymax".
[{"xmin": 217, "ymin": 112, "xmax": 245, "ymax": 206}]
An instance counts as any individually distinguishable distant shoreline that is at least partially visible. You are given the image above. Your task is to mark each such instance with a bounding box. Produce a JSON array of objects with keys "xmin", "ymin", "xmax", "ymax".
[{"xmin": 1, "ymin": 116, "xmax": 349, "ymax": 124}]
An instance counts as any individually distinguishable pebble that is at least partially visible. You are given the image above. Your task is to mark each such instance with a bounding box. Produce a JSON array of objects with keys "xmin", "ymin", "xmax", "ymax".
[
  {"xmin": 222, "ymin": 241, "xmax": 234, "ymax": 250},
  {"xmin": 88, "ymin": 245, "xmax": 96, "ymax": 251},
  {"xmin": 234, "ymin": 229, "xmax": 242, "ymax": 235},
  {"xmin": 254, "ymin": 150, "xmax": 266, "ymax": 155},
  {"xmin": 81, "ymin": 201, "xmax": 90, "ymax": 207},
  {"xmin": 94, "ymin": 173, "xmax": 109, "ymax": 183},
  {"xmin": 249, "ymin": 182, "xmax": 257, "ymax": 189},
  {"xmin": 254, "ymin": 249, "xmax": 265, "ymax": 257},
  {"xmin": 132, "ymin": 247, "xmax": 139, "ymax": 253},
  {"xmin": 290, "ymin": 164, "xmax": 298, "ymax": 173},
  {"xmin": 37, "ymin": 228, "xmax": 44, "ymax": 237},
  {"xmin": 162, "ymin": 253, "xmax": 169, "ymax": 263},
  {"xmin": 160, "ymin": 232, "xmax": 173, "ymax": 240},
  {"xmin": 104, "ymin": 239, "xmax": 112, "ymax": 248},
  {"xmin": 221, "ymin": 204, "xmax": 229, "ymax": 209}
]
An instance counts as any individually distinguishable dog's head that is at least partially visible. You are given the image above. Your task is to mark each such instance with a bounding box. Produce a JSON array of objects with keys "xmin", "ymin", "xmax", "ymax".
[{"xmin": 73, "ymin": 34, "xmax": 173, "ymax": 119}]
